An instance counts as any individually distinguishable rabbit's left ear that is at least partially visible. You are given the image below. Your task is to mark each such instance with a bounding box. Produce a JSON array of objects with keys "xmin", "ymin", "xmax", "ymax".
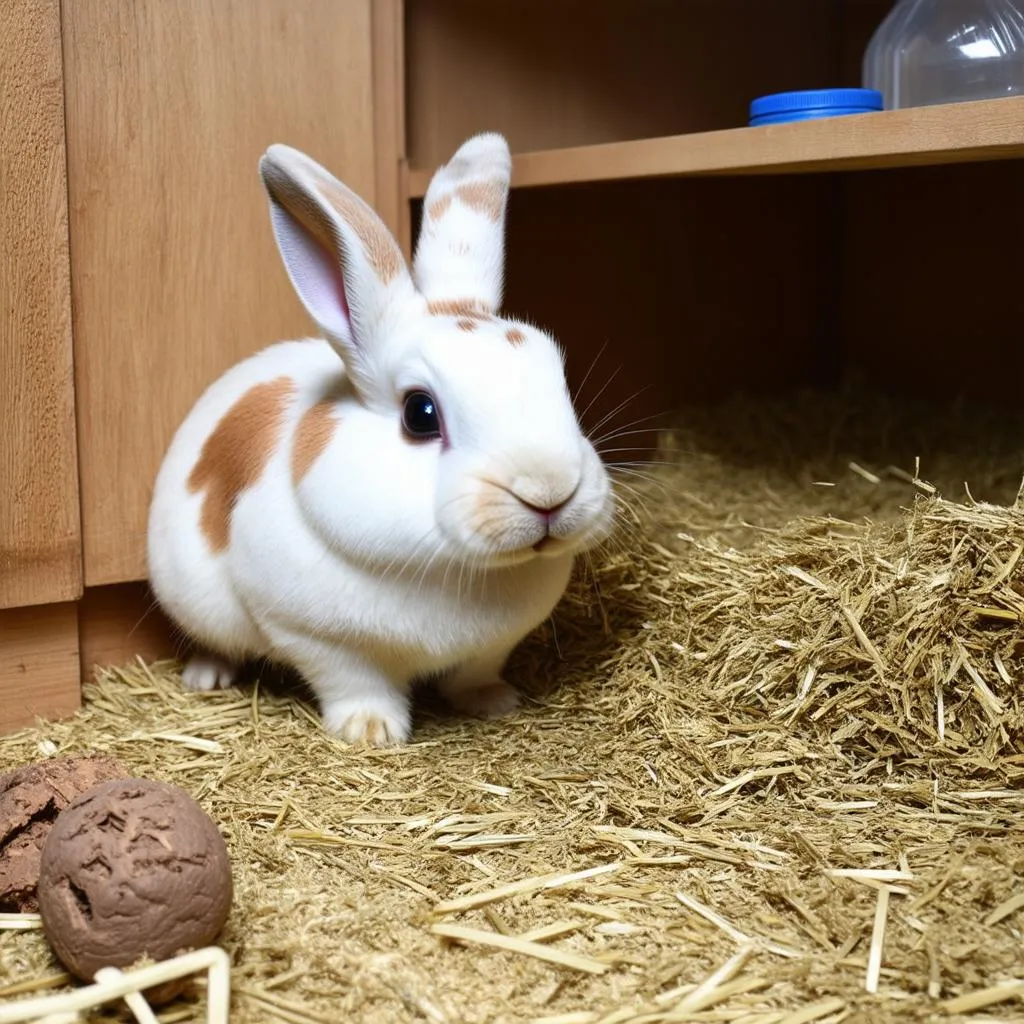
[
  {"xmin": 412, "ymin": 133, "xmax": 512, "ymax": 317},
  {"xmin": 259, "ymin": 144, "xmax": 422, "ymax": 400}
]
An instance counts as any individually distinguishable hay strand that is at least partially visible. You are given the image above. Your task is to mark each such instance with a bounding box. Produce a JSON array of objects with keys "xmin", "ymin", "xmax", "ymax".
[
  {"xmin": 776, "ymin": 998, "xmax": 847, "ymax": 1024},
  {"xmin": 0, "ymin": 915, "xmax": 42, "ymax": 931},
  {"xmin": 984, "ymin": 892, "xmax": 1024, "ymax": 927},
  {"xmin": 668, "ymin": 946, "xmax": 755, "ymax": 1014},
  {"xmin": 865, "ymin": 886, "xmax": 890, "ymax": 994},
  {"xmin": 432, "ymin": 862, "xmax": 621, "ymax": 915},
  {"xmin": 943, "ymin": 980, "xmax": 1024, "ymax": 1014},
  {"xmin": 429, "ymin": 923, "xmax": 609, "ymax": 975}
]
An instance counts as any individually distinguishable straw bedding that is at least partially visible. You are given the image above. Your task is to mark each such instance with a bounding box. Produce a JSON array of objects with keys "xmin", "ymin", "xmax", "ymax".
[{"xmin": 3, "ymin": 383, "xmax": 1024, "ymax": 1023}]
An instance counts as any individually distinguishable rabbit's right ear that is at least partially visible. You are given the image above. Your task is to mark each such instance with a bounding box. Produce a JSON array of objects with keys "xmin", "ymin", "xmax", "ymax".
[
  {"xmin": 259, "ymin": 145, "xmax": 422, "ymax": 400},
  {"xmin": 412, "ymin": 133, "xmax": 512, "ymax": 317}
]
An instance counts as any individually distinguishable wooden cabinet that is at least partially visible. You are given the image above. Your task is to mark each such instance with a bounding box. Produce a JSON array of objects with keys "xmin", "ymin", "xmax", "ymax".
[
  {"xmin": 0, "ymin": 0, "xmax": 81, "ymax": 613},
  {"xmin": 0, "ymin": 0, "xmax": 82, "ymax": 729},
  {"xmin": 0, "ymin": 0, "xmax": 399, "ymax": 731},
  {"xmin": 4, "ymin": 0, "xmax": 1024, "ymax": 733},
  {"xmin": 63, "ymin": 0, "xmax": 381, "ymax": 586}
]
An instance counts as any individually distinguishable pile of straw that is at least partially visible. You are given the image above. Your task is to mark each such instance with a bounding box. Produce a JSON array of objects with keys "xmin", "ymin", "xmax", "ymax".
[{"xmin": 3, "ymin": 384, "xmax": 1024, "ymax": 1022}]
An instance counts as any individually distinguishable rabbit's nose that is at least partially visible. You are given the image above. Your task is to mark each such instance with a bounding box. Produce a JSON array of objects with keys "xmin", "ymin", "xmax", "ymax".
[
  {"xmin": 510, "ymin": 478, "xmax": 579, "ymax": 519},
  {"xmin": 518, "ymin": 495, "xmax": 568, "ymax": 519}
]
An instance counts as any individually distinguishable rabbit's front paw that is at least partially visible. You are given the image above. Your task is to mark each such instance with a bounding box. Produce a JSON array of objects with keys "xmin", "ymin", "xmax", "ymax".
[
  {"xmin": 447, "ymin": 681, "xmax": 520, "ymax": 719},
  {"xmin": 323, "ymin": 702, "xmax": 411, "ymax": 747},
  {"xmin": 182, "ymin": 653, "xmax": 237, "ymax": 692}
]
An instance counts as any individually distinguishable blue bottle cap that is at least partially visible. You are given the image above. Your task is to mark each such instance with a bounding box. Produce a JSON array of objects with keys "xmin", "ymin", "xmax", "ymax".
[{"xmin": 749, "ymin": 88, "xmax": 884, "ymax": 126}]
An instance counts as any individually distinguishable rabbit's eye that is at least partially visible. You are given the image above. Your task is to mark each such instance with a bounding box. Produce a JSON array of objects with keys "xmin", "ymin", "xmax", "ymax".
[{"xmin": 402, "ymin": 390, "xmax": 442, "ymax": 440}]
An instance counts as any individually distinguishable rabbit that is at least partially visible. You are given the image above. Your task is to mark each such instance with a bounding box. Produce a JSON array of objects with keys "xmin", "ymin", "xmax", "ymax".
[{"xmin": 146, "ymin": 132, "xmax": 615, "ymax": 746}]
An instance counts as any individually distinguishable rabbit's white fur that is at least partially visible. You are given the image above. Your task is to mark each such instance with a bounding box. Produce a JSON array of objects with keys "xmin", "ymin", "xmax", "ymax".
[{"xmin": 147, "ymin": 133, "xmax": 614, "ymax": 746}]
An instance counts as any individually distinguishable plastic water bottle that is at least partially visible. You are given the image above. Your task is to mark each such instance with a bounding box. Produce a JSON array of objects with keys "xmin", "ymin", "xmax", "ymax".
[{"xmin": 863, "ymin": 0, "xmax": 1024, "ymax": 108}]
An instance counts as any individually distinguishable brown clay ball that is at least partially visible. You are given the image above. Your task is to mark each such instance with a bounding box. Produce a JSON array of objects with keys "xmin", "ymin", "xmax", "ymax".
[
  {"xmin": 37, "ymin": 777, "xmax": 232, "ymax": 981},
  {"xmin": 0, "ymin": 755, "xmax": 128, "ymax": 913}
]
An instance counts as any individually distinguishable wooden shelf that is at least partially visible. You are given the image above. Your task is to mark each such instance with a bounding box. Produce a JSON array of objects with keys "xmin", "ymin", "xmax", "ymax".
[{"xmin": 405, "ymin": 96, "xmax": 1024, "ymax": 197}]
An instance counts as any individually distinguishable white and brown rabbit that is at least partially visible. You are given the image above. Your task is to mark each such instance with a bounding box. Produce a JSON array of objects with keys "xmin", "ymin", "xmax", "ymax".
[{"xmin": 147, "ymin": 132, "xmax": 615, "ymax": 746}]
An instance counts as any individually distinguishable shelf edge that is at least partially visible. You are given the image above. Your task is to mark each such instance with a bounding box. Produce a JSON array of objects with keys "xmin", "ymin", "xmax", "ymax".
[{"xmin": 404, "ymin": 96, "xmax": 1024, "ymax": 198}]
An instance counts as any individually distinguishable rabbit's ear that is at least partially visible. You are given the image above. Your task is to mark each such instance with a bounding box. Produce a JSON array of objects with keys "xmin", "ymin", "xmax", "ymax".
[
  {"xmin": 259, "ymin": 145, "xmax": 421, "ymax": 397},
  {"xmin": 412, "ymin": 133, "xmax": 512, "ymax": 317}
]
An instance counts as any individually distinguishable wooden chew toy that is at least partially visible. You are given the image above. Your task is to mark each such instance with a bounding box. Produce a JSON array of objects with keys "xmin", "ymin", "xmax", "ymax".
[{"xmin": 0, "ymin": 945, "xmax": 231, "ymax": 1024}]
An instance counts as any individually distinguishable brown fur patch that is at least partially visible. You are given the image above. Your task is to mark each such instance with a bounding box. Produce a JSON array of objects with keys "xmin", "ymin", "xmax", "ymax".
[
  {"xmin": 456, "ymin": 318, "xmax": 477, "ymax": 333},
  {"xmin": 506, "ymin": 327, "xmax": 526, "ymax": 346},
  {"xmin": 188, "ymin": 377, "xmax": 295, "ymax": 553},
  {"xmin": 318, "ymin": 177, "xmax": 404, "ymax": 284},
  {"xmin": 291, "ymin": 400, "xmax": 339, "ymax": 484},
  {"xmin": 363, "ymin": 717, "xmax": 388, "ymax": 746},
  {"xmin": 427, "ymin": 194, "xmax": 453, "ymax": 220},
  {"xmin": 263, "ymin": 164, "xmax": 403, "ymax": 285},
  {"xmin": 456, "ymin": 181, "xmax": 505, "ymax": 222},
  {"xmin": 427, "ymin": 298, "xmax": 492, "ymax": 318}
]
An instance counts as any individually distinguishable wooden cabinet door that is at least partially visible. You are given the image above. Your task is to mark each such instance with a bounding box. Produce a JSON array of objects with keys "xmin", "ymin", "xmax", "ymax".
[
  {"xmin": 0, "ymin": 0, "xmax": 82, "ymax": 610},
  {"xmin": 61, "ymin": 0, "xmax": 380, "ymax": 585}
]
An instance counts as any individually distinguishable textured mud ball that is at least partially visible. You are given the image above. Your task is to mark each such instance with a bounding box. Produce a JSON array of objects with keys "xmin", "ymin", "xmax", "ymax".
[
  {"xmin": 0, "ymin": 755, "xmax": 128, "ymax": 912},
  {"xmin": 37, "ymin": 778, "xmax": 232, "ymax": 981}
]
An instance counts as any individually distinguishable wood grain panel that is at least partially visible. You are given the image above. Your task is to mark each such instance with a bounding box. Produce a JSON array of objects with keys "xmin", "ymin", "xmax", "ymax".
[
  {"xmin": 0, "ymin": 0, "xmax": 83, "ymax": 609},
  {"xmin": 840, "ymin": 161, "xmax": 1024, "ymax": 400},
  {"xmin": 78, "ymin": 582, "xmax": 181, "ymax": 680},
  {"xmin": 373, "ymin": 0, "xmax": 406, "ymax": 245},
  {"xmin": 62, "ymin": 0, "xmax": 378, "ymax": 585},
  {"xmin": 405, "ymin": 0, "xmax": 844, "ymax": 168},
  {"xmin": 0, "ymin": 602, "xmax": 80, "ymax": 733}
]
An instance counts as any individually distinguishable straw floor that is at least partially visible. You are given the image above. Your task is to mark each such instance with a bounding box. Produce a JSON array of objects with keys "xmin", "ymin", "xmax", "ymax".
[{"xmin": 3, "ymin": 383, "xmax": 1024, "ymax": 1023}]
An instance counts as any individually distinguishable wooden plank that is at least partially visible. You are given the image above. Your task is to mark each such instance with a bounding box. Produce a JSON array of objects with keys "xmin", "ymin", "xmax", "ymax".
[
  {"xmin": 78, "ymin": 582, "xmax": 180, "ymax": 680},
  {"xmin": 62, "ymin": 0, "xmax": 377, "ymax": 586},
  {"xmin": 406, "ymin": 97, "xmax": 1024, "ymax": 197},
  {"xmin": 840, "ymin": 160, "xmax": 1024, "ymax": 402},
  {"xmin": 0, "ymin": 0, "xmax": 83, "ymax": 609},
  {"xmin": 372, "ymin": 0, "xmax": 406, "ymax": 248},
  {"xmin": 0, "ymin": 602, "xmax": 80, "ymax": 733}
]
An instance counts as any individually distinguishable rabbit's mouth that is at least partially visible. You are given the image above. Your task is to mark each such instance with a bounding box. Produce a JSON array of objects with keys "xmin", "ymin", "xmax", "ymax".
[
  {"xmin": 530, "ymin": 529, "xmax": 597, "ymax": 560},
  {"xmin": 437, "ymin": 463, "xmax": 614, "ymax": 564}
]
